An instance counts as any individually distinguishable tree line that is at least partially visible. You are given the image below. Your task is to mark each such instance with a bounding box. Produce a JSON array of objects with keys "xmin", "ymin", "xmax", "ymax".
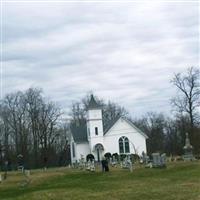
[
  {"xmin": 0, "ymin": 67, "xmax": 199, "ymax": 169},
  {"xmin": 0, "ymin": 88, "xmax": 70, "ymax": 169},
  {"xmin": 70, "ymin": 67, "xmax": 200, "ymax": 156}
]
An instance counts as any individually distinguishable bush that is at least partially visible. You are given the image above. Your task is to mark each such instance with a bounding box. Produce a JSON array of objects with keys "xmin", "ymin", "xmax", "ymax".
[
  {"xmin": 86, "ymin": 154, "xmax": 95, "ymax": 162},
  {"xmin": 120, "ymin": 154, "xmax": 126, "ymax": 161},
  {"xmin": 112, "ymin": 153, "xmax": 119, "ymax": 161},
  {"xmin": 130, "ymin": 154, "xmax": 140, "ymax": 162},
  {"xmin": 104, "ymin": 152, "xmax": 112, "ymax": 159}
]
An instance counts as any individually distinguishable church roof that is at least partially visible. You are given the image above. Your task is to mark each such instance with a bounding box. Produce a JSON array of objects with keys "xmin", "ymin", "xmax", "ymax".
[
  {"xmin": 70, "ymin": 121, "xmax": 88, "ymax": 143},
  {"xmin": 87, "ymin": 95, "xmax": 101, "ymax": 110},
  {"xmin": 103, "ymin": 115, "xmax": 121, "ymax": 135}
]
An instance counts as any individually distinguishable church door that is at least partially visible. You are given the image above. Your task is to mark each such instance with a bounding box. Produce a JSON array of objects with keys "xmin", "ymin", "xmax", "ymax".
[
  {"xmin": 94, "ymin": 143, "xmax": 104, "ymax": 162},
  {"xmin": 97, "ymin": 149, "xmax": 100, "ymax": 162}
]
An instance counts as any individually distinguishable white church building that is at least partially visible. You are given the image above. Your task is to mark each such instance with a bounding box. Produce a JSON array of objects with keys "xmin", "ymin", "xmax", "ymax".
[{"xmin": 70, "ymin": 95, "xmax": 148, "ymax": 163}]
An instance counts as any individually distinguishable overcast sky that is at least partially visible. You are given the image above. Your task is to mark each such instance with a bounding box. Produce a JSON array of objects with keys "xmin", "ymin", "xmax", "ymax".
[{"xmin": 1, "ymin": 1, "xmax": 199, "ymax": 118}]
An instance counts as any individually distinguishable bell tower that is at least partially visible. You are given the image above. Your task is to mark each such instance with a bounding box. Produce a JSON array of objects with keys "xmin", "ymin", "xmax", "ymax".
[{"xmin": 86, "ymin": 95, "xmax": 104, "ymax": 157}]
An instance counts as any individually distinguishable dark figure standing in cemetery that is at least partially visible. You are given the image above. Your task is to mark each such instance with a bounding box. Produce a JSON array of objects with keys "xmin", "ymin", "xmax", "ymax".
[
  {"xmin": 101, "ymin": 157, "xmax": 109, "ymax": 172},
  {"xmin": 101, "ymin": 157, "xmax": 106, "ymax": 171},
  {"xmin": 104, "ymin": 159, "xmax": 109, "ymax": 172}
]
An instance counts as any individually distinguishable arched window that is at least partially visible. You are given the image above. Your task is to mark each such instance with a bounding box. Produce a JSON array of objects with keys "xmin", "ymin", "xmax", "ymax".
[
  {"xmin": 119, "ymin": 138, "xmax": 124, "ymax": 154},
  {"xmin": 119, "ymin": 136, "xmax": 130, "ymax": 154}
]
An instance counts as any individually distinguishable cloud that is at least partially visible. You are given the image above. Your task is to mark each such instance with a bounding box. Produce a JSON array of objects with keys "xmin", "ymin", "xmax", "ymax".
[{"xmin": 1, "ymin": 2, "xmax": 199, "ymax": 117}]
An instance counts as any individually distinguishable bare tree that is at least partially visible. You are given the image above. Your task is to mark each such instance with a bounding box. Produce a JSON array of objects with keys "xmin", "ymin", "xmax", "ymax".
[
  {"xmin": 2, "ymin": 92, "xmax": 28, "ymax": 157},
  {"xmin": 171, "ymin": 67, "xmax": 200, "ymax": 154},
  {"xmin": 0, "ymin": 88, "xmax": 64, "ymax": 168},
  {"xmin": 24, "ymin": 88, "xmax": 43, "ymax": 167},
  {"xmin": 171, "ymin": 67, "xmax": 200, "ymax": 130},
  {"xmin": 133, "ymin": 112, "xmax": 166, "ymax": 154}
]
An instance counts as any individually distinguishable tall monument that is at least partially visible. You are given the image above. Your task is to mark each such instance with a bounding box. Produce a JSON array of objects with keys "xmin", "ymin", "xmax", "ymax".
[{"xmin": 183, "ymin": 132, "xmax": 194, "ymax": 161}]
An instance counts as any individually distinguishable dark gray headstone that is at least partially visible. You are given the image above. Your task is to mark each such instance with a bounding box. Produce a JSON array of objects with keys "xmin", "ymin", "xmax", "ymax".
[{"xmin": 152, "ymin": 153, "xmax": 166, "ymax": 168}]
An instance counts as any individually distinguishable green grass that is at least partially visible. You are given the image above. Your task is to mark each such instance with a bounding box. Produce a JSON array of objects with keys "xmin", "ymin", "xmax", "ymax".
[{"xmin": 0, "ymin": 161, "xmax": 200, "ymax": 200}]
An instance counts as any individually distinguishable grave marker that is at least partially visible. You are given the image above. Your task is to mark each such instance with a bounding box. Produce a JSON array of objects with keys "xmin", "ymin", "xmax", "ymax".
[
  {"xmin": 183, "ymin": 132, "xmax": 195, "ymax": 161},
  {"xmin": 152, "ymin": 153, "xmax": 166, "ymax": 168}
]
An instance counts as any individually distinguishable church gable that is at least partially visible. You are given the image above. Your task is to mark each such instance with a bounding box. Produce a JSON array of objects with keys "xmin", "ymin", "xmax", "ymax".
[{"xmin": 104, "ymin": 117, "xmax": 148, "ymax": 139}]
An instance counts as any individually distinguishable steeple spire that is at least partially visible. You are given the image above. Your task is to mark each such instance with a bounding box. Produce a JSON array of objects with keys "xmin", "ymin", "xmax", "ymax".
[{"xmin": 87, "ymin": 94, "xmax": 101, "ymax": 110}]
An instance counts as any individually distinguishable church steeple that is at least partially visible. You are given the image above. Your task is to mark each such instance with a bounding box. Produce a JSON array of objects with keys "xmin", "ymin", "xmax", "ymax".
[{"xmin": 87, "ymin": 94, "xmax": 101, "ymax": 110}]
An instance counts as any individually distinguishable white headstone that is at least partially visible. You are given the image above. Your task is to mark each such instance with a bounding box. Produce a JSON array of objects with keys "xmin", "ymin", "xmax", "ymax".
[{"xmin": 0, "ymin": 174, "xmax": 2, "ymax": 183}]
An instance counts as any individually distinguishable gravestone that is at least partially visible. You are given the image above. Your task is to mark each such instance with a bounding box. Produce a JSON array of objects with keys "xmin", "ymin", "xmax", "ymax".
[
  {"xmin": 128, "ymin": 157, "xmax": 133, "ymax": 172},
  {"xmin": 78, "ymin": 155, "xmax": 85, "ymax": 170},
  {"xmin": 25, "ymin": 170, "xmax": 30, "ymax": 177},
  {"xmin": 111, "ymin": 158, "xmax": 117, "ymax": 167},
  {"xmin": 139, "ymin": 151, "xmax": 144, "ymax": 164},
  {"xmin": 152, "ymin": 153, "xmax": 161, "ymax": 167},
  {"xmin": 143, "ymin": 155, "xmax": 151, "ymax": 168},
  {"xmin": 141, "ymin": 152, "xmax": 150, "ymax": 166},
  {"xmin": 121, "ymin": 156, "xmax": 133, "ymax": 172},
  {"xmin": 183, "ymin": 133, "xmax": 194, "ymax": 161},
  {"xmin": 90, "ymin": 160, "xmax": 95, "ymax": 172},
  {"xmin": 160, "ymin": 153, "xmax": 166, "ymax": 166},
  {"xmin": 17, "ymin": 154, "xmax": 24, "ymax": 173},
  {"xmin": 152, "ymin": 153, "xmax": 166, "ymax": 168},
  {"xmin": 86, "ymin": 160, "xmax": 91, "ymax": 171},
  {"xmin": 86, "ymin": 160, "xmax": 95, "ymax": 172}
]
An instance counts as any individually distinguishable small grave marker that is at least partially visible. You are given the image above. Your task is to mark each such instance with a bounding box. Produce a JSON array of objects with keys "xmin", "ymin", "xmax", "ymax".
[
  {"xmin": 0, "ymin": 174, "xmax": 2, "ymax": 183},
  {"xmin": 121, "ymin": 156, "xmax": 133, "ymax": 172}
]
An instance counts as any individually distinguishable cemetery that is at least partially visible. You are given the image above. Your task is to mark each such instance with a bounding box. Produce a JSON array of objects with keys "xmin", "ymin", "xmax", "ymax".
[
  {"xmin": 0, "ymin": 160, "xmax": 200, "ymax": 200},
  {"xmin": 0, "ymin": 128, "xmax": 199, "ymax": 200}
]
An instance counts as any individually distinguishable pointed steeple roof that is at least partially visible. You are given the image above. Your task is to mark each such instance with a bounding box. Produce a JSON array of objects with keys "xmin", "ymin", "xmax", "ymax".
[{"xmin": 87, "ymin": 94, "xmax": 101, "ymax": 110}]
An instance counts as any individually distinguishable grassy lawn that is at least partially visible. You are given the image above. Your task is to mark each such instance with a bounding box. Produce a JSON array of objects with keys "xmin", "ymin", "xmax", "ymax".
[{"xmin": 0, "ymin": 161, "xmax": 200, "ymax": 200}]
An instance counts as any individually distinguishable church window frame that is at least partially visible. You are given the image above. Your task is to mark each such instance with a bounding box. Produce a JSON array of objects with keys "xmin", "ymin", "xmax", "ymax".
[{"xmin": 119, "ymin": 136, "xmax": 130, "ymax": 154}]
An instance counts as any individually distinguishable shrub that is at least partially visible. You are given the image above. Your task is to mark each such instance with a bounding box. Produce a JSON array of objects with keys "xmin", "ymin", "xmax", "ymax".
[
  {"xmin": 130, "ymin": 154, "xmax": 140, "ymax": 162},
  {"xmin": 86, "ymin": 154, "xmax": 95, "ymax": 162},
  {"xmin": 104, "ymin": 152, "xmax": 112, "ymax": 159},
  {"xmin": 112, "ymin": 153, "xmax": 119, "ymax": 161}
]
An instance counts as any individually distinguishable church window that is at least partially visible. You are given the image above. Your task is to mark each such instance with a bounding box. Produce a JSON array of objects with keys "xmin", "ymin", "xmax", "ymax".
[
  {"xmin": 124, "ymin": 137, "xmax": 130, "ymax": 153},
  {"xmin": 95, "ymin": 127, "xmax": 98, "ymax": 135},
  {"xmin": 119, "ymin": 138, "xmax": 124, "ymax": 153},
  {"xmin": 119, "ymin": 136, "xmax": 130, "ymax": 154}
]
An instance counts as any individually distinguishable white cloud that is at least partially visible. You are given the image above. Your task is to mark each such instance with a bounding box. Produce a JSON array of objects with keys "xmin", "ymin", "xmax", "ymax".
[{"xmin": 2, "ymin": 2, "xmax": 199, "ymax": 117}]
